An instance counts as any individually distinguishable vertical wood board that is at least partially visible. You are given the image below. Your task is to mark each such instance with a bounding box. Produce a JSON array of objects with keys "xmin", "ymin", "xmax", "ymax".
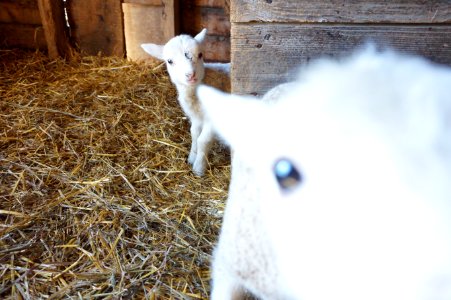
[
  {"xmin": 37, "ymin": 0, "xmax": 72, "ymax": 59},
  {"xmin": 180, "ymin": 1, "xmax": 230, "ymax": 61},
  {"xmin": 181, "ymin": 6, "xmax": 230, "ymax": 36},
  {"xmin": 67, "ymin": 0, "xmax": 124, "ymax": 56},
  {"xmin": 0, "ymin": 2, "xmax": 42, "ymax": 25},
  {"xmin": 123, "ymin": 0, "xmax": 178, "ymax": 61},
  {"xmin": 123, "ymin": 3, "xmax": 166, "ymax": 61},
  {"xmin": 231, "ymin": 0, "xmax": 451, "ymax": 23},
  {"xmin": 204, "ymin": 35, "xmax": 230, "ymax": 62},
  {"xmin": 162, "ymin": 0, "xmax": 179, "ymax": 40},
  {"xmin": 190, "ymin": 0, "xmax": 227, "ymax": 7},
  {"xmin": 231, "ymin": 23, "xmax": 451, "ymax": 95},
  {"xmin": 0, "ymin": 23, "xmax": 46, "ymax": 49},
  {"xmin": 123, "ymin": 0, "xmax": 163, "ymax": 4}
]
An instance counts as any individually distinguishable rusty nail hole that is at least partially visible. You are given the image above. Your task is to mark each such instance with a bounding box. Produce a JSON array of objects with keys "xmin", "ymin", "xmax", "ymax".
[
  {"xmin": 266, "ymin": 0, "xmax": 272, "ymax": 3},
  {"xmin": 256, "ymin": 43, "xmax": 263, "ymax": 48}
]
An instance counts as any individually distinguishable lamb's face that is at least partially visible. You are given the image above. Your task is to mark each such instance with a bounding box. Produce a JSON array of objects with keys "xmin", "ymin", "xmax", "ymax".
[
  {"xmin": 198, "ymin": 49, "xmax": 451, "ymax": 299},
  {"xmin": 163, "ymin": 35, "xmax": 205, "ymax": 87}
]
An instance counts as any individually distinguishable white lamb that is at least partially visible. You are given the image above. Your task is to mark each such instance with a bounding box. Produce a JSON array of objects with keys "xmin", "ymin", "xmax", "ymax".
[
  {"xmin": 141, "ymin": 29, "xmax": 230, "ymax": 176},
  {"xmin": 197, "ymin": 49, "xmax": 451, "ymax": 300}
]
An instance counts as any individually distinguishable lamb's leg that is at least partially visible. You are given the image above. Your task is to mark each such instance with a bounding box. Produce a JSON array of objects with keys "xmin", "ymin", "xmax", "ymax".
[
  {"xmin": 188, "ymin": 121, "xmax": 202, "ymax": 165},
  {"xmin": 192, "ymin": 123, "xmax": 214, "ymax": 176}
]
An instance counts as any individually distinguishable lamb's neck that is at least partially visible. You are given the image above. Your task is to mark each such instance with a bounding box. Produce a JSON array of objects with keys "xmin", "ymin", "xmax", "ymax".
[
  {"xmin": 177, "ymin": 84, "xmax": 197, "ymax": 100},
  {"xmin": 175, "ymin": 84, "xmax": 202, "ymax": 120}
]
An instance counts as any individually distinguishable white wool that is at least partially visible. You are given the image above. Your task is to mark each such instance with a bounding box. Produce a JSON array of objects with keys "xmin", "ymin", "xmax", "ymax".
[
  {"xmin": 197, "ymin": 48, "xmax": 451, "ymax": 300},
  {"xmin": 141, "ymin": 29, "xmax": 230, "ymax": 176}
]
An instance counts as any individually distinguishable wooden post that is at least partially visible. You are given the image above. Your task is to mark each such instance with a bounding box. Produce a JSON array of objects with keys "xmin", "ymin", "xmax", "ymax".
[
  {"xmin": 37, "ymin": 0, "xmax": 72, "ymax": 59},
  {"xmin": 162, "ymin": 0, "xmax": 179, "ymax": 40}
]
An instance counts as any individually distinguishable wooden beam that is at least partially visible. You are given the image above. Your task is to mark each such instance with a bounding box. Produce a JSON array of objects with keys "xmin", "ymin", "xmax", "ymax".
[
  {"xmin": 37, "ymin": 0, "xmax": 72, "ymax": 59},
  {"xmin": 162, "ymin": 0, "xmax": 179, "ymax": 38},
  {"xmin": 231, "ymin": 0, "xmax": 451, "ymax": 24},
  {"xmin": 231, "ymin": 23, "xmax": 451, "ymax": 95}
]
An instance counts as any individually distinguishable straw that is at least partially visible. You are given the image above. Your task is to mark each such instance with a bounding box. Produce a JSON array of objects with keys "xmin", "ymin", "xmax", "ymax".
[{"xmin": 0, "ymin": 49, "xmax": 230, "ymax": 299}]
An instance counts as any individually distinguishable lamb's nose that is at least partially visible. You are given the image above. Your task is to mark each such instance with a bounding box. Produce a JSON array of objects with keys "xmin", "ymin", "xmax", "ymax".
[{"xmin": 186, "ymin": 72, "xmax": 196, "ymax": 80}]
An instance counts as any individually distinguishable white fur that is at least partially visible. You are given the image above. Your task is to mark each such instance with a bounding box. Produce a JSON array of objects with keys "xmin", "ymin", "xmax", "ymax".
[
  {"xmin": 197, "ymin": 49, "xmax": 451, "ymax": 300},
  {"xmin": 141, "ymin": 29, "xmax": 230, "ymax": 176}
]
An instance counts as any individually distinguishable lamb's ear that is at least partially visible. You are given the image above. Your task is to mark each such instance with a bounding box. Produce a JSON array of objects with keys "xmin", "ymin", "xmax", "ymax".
[
  {"xmin": 194, "ymin": 28, "xmax": 207, "ymax": 44},
  {"xmin": 141, "ymin": 43, "xmax": 164, "ymax": 60},
  {"xmin": 197, "ymin": 85, "xmax": 268, "ymax": 150}
]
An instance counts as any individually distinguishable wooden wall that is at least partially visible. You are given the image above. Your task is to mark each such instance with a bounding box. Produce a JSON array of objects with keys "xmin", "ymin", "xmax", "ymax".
[
  {"xmin": 0, "ymin": 0, "xmax": 231, "ymax": 62},
  {"xmin": 181, "ymin": 0, "xmax": 231, "ymax": 62},
  {"xmin": 231, "ymin": 0, "xmax": 451, "ymax": 95},
  {"xmin": 68, "ymin": 0, "xmax": 125, "ymax": 57},
  {"xmin": 0, "ymin": 0, "xmax": 46, "ymax": 50},
  {"xmin": 123, "ymin": 0, "xmax": 179, "ymax": 61}
]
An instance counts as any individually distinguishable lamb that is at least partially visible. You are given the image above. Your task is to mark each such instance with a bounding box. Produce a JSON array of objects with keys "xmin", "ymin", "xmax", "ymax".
[
  {"xmin": 197, "ymin": 48, "xmax": 451, "ymax": 300},
  {"xmin": 141, "ymin": 29, "xmax": 230, "ymax": 176}
]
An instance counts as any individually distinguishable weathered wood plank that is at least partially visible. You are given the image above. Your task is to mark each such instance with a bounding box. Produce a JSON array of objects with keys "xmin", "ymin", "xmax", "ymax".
[
  {"xmin": 123, "ymin": 0, "xmax": 163, "ymax": 4},
  {"xmin": 37, "ymin": 0, "xmax": 72, "ymax": 59},
  {"xmin": 231, "ymin": 24, "xmax": 451, "ymax": 95},
  {"xmin": 0, "ymin": 0, "xmax": 38, "ymax": 6},
  {"xmin": 0, "ymin": 2, "xmax": 41, "ymax": 25},
  {"xmin": 123, "ymin": 3, "xmax": 165, "ymax": 61},
  {"xmin": 162, "ymin": 0, "xmax": 179, "ymax": 41},
  {"xmin": 0, "ymin": 23, "xmax": 46, "ymax": 49},
  {"xmin": 67, "ymin": 0, "xmax": 124, "ymax": 56},
  {"xmin": 181, "ymin": 6, "xmax": 230, "ymax": 36},
  {"xmin": 231, "ymin": 0, "xmax": 451, "ymax": 24},
  {"xmin": 189, "ymin": 0, "xmax": 227, "ymax": 7},
  {"xmin": 123, "ymin": 1, "xmax": 178, "ymax": 61},
  {"xmin": 178, "ymin": 2, "xmax": 230, "ymax": 62},
  {"xmin": 204, "ymin": 35, "xmax": 230, "ymax": 62}
]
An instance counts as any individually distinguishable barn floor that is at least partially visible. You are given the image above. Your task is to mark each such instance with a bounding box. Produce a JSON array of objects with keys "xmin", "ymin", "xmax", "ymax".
[{"xmin": 0, "ymin": 49, "xmax": 230, "ymax": 299}]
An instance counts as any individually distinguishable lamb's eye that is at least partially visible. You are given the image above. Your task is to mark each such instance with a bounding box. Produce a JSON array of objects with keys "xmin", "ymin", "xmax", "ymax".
[
  {"xmin": 273, "ymin": 158, "xmax": 302, "ymax": 191},
  {"xmin": 167, "ymin": 59, "xmax": 173, "ymax": 65},
  {"xmin": 198, "ymin": 52, "xmax": 203, "ymax": 59},
  {"xmin": 184, "ymin": 52, "xmax": 191, "ymax": 60}
]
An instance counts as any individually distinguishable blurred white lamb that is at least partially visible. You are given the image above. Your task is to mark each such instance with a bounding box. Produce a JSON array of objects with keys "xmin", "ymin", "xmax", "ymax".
[
  {"xmin": 197, "ymin": 49, "xmax": 451, "ymax": 300},
  {"xmin": 141, "ymin": 29, "xmax": 230, "ymax": 176}
]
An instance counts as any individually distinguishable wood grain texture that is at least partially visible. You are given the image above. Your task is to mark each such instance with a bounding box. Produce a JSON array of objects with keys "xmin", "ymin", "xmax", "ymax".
[
  {"xmin": 123, "ymin": 2, "xmax": 178, "ymax": 61},
  {"xmin": 181, "ymin": 6, "xmax": 230, "ymax": 36},
  {"xmin": 123, "ymin": 0, "xmax": 163, "ymax": 4},
  {"xmin": 0, "ymin": 0, "xmax": 38, "ymax": 6},
  {"xmin": 231, "ymin": 23, "xmax": 451, "ymax": 95},
  {"xmin": 67, "ymin": 0, "xmax": 124, "ymax": 56},
  {"xmin": 204, "ymin": 35, "xmax": 230, "ymax": 62},
  {"xmin": 189, "ymin": 0, "xmax": 227, "ymax": 7},
  {"xmin": 162, "ymin": 0, "xmax": 179, "ymax": 40},
  {"xmin": 0, "ymin": 23, "xmax": 46, "ymax": 49},
  {"xmin": 0, "ymin": 2, "xmax": 41, "ymax": 25},
  {"xmin": 37, "ymin": 0, "xmax": 72, "ymax": 59},
  {"xmin": 180, "ymin": 3, "xmax": 231, "ymax": 61},
  {"xmin": 231, "ymin": 0, "xmax": 451, "ymax": 24}
]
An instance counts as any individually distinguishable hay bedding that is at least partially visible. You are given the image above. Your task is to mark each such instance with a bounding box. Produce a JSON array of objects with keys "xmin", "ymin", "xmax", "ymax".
[{"xmin": 0, "ymin": 49, "xmax": 230, "ymax": 299}]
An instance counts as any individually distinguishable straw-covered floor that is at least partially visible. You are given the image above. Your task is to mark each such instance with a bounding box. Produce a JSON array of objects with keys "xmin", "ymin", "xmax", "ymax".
[{"xmin": 0, "ymin": 49, "xmax": 230, "ymax": 299}]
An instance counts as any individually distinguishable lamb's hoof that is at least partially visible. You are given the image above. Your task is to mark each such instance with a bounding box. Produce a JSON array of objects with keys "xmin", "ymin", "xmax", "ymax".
[
  {"xmin": 192, "ymin": 161, "xmax": 205, "ymax": 177},
  {"xmin": 188, "ymin": 152, "xmax": 196, "ymax": 165}
]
